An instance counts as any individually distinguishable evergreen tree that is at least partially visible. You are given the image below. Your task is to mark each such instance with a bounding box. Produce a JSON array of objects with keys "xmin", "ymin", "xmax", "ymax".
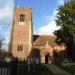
[{"xmin": 54, "ymin": 0, "xmax": 75, "ymax": 60}]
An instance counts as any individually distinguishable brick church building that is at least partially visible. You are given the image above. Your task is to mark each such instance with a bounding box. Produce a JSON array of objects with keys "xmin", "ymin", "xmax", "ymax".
[{"xmin": 9, "ymin": 7, "xmax": 65, "ymax": 63}]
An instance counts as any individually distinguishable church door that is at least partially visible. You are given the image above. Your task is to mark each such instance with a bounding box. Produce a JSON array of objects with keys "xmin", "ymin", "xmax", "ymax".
[{"xmin": 45, "ymin": 54, "xmax": 49, "ymax": 64}]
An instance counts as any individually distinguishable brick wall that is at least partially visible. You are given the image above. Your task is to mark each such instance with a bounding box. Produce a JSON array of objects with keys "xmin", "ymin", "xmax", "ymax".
[{"xmin": 9, "ymin": 7, "xmax": 32, "ymax": 60}]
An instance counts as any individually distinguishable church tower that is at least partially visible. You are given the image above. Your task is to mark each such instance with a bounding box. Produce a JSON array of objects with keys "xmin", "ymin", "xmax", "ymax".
[{"xmin": 9, "ymin": 7, "xmax": 32, "ymax": 60}]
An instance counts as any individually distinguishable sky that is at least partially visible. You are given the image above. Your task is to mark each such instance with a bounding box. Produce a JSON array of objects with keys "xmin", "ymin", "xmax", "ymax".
[
  {"xmin": 14, "ymin": 0, "xmax": 64, "ymax": 35},
  {"xmin": 0, "ymin": 0, "xmax": 64, "ymax": 49}
]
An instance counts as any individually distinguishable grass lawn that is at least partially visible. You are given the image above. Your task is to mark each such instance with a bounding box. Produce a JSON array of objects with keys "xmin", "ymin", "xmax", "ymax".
[
  {"xmin": 55, "ymin": 63, "xmax": 75, "ymax": 75},
  {"xmin": 27, "ymin": 64, "xmax": 54, "ymax": 75}
]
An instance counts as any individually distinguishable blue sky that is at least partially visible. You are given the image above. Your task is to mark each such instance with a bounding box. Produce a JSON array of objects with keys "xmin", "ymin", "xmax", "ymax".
[
  {"xmin": 15, "ymin": 0, "xmax": 58, "ymax": 28},
  {"xmin": 14, "ymin": 0, "xmax": 63, "ymax": 34},
  {"xmin": 0, "ymin": 0, "xmax": 64, "ymax": 48}
]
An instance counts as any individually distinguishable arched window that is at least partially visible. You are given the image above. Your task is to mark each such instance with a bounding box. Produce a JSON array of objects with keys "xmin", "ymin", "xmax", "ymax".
[{"xmin": 20, "ymin": 14, "xmax": 25, "ymax": 22}]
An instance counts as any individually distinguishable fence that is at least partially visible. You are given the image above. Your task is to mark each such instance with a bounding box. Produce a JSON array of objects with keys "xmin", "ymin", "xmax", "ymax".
[{"xmin": 0, "ymin": 60, "xmax": 28, "ymax": 75}]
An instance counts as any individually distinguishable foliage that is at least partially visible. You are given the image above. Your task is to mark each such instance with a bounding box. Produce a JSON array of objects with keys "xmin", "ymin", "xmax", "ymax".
[
  {"xmin": 0, "ymin": 52, "xmax": 12, "ymax": 62},
  {"xmin": 54, "ymin": 0, "xmax": 75, "ymax": 59}
]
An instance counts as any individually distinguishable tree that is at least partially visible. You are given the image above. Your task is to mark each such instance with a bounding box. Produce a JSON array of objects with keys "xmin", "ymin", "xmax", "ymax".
[
  {"xmin": 54, "ymin": 0, "xmax": 75, "ymax": 60},
  {"xmin": 0, "ymin": 36, "xmax": 4, "ymax": 51},
  {"xmin": 0, "ymin": 34, "xmax": 5, "ymax": 59}
]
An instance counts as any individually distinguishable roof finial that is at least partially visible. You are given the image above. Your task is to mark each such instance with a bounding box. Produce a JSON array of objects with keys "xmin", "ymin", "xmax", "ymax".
[{"xmin": 46, "ymin": 41, "xmax": 49, "ymax": 45}]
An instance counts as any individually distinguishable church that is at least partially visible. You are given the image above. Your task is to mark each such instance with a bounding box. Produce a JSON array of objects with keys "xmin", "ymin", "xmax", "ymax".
[{"xmin": 9, "ymin": 7, "xmax": 65, "ymax": 63}]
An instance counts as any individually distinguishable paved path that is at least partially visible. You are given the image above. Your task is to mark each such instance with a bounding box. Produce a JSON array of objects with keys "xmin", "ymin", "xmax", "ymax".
[{"xmin": 44, "ymin": 64, "xmax": 71, "ymax": 75}]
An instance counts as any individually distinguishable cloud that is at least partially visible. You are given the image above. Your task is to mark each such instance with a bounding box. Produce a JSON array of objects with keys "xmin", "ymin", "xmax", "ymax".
[
  {"xmin": 34, "ymin": 0, "xmax": 65, "ymax": 36},
  {"xmin": 57, "ymin": 0, "xmax": 64, "ymax": 5},
  {"xmin": 0, "ymin": 0, "xmax": 14, "ymax": 50},
  {"xmin": 51, "ymin": 10, "xmax": 59, "ymax": 21},
  {"xmin": 34, "ymin": 21, "xmax": 60, "ymax": 35},
  {"xmin": 0, "ymin": 0, "xmax": 14, "ymax": 21},
  {"xmin": 34, "ymin": 9, "xmax": 60, "ymax": 35},
  {"xmin": 43, "ymin": 10, "xmax": 58, "ymax": 23}
]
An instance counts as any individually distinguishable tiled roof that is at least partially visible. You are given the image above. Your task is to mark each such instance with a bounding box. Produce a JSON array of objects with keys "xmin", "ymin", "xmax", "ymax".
[{"xmin": 33, "ymin": 35, "xmax": 58, "ymax": 46}]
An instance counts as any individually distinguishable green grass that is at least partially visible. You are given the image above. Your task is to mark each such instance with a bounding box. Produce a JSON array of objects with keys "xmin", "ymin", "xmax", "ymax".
[
  {"xmin": 27, "ymin": 64, "xmax": 54, "ymax": 75},
  {"xmin": 55, "ymin": 63, "xmax": 75, "ymax": 75}
]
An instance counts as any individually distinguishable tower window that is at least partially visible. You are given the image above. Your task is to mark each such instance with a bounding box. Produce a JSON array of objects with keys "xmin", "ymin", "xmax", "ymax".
[
  {"xmin": 17, "ymin": 45, "xmax": 23, "ymax": 51},
  {"xmin": 20, "ymin": 14, "xmax": 25, "ymax": 22}
]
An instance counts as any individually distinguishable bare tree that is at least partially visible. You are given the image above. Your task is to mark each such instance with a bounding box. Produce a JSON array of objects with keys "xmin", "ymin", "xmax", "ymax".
[{"xmin": 0, "ymin": 35, "xmax": 5, "ymax": 52}]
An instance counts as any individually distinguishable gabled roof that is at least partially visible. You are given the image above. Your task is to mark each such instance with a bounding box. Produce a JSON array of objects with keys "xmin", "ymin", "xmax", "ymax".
[{"xmin": 33, "ymin": 35, "xmax": 58, "ymax": 46}]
